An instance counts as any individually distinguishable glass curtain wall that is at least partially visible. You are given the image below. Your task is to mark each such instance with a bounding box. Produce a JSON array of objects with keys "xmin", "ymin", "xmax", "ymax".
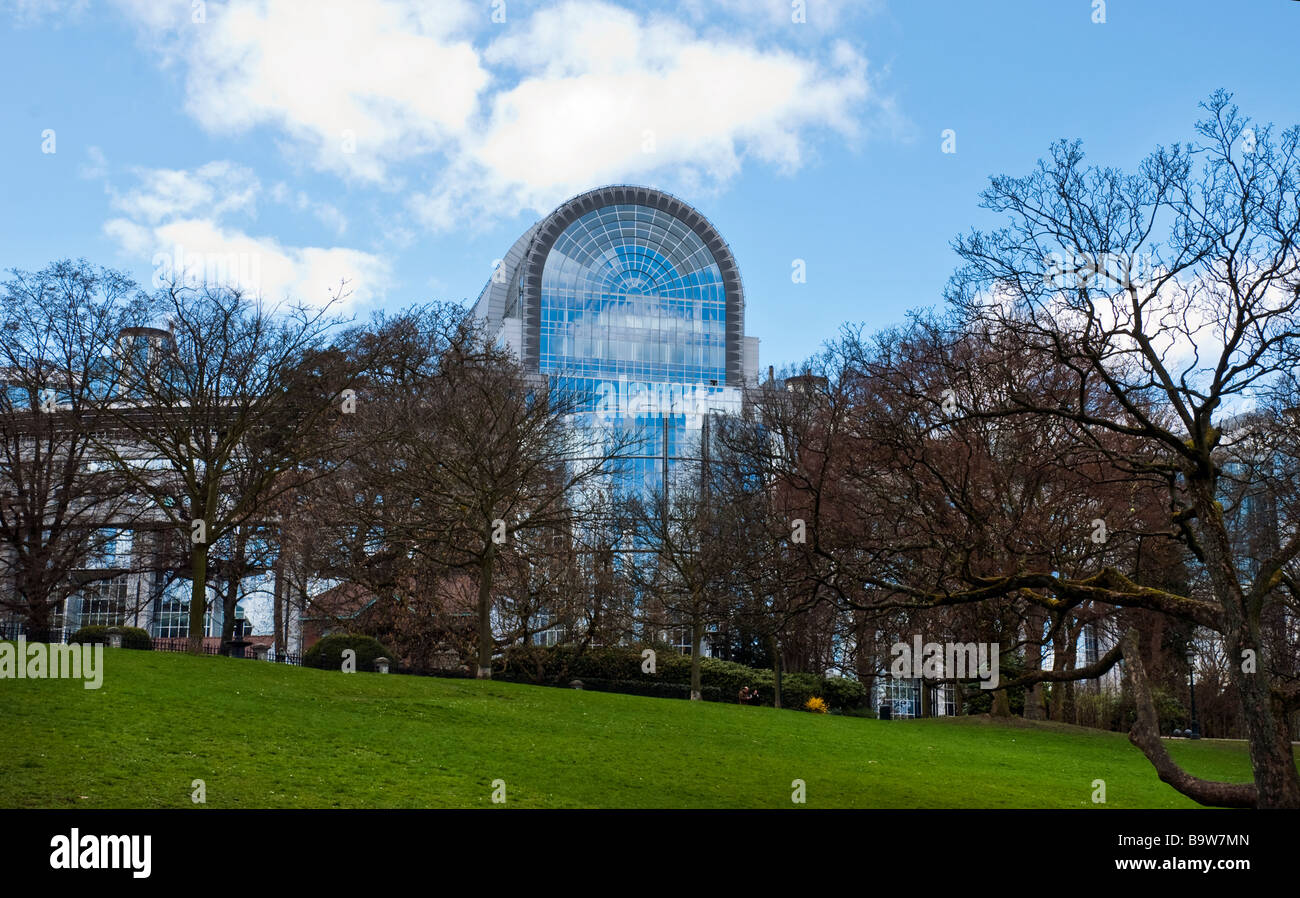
[{"xmin": 537, "ymin": 203, "xmax": 740, "ymax": 499}]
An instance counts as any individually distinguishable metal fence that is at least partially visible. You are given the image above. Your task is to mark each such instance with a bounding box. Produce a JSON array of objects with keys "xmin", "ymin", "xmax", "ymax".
[{"xmin": 0, "ymin": 620, "xmax": 301, "ymax": 665}]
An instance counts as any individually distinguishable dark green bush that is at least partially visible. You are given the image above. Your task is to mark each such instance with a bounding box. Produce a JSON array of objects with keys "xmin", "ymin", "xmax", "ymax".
[
  {"xmin": 69, "ymin": 625, "xmax": 152, "ymax": 650},
  {"xmin": 303, "ymin": 633, "xmax": 393, "ymax": 673},
  {"xmin": 573, "ymin": 677, "xmax": 723, "ymax": 702},
  {"xmin": 960, "ymin": 650, "xmax": 1025, "ymax": 715},
  {"xmin": 497, "ymin": 644, "xmax": 867, "ymax": 711},
  {"xmin": 503, "ymin": 643, "xmax": 692, "ymax": 682},
  {"xmin": 1074, "ymin": 689, "xmax": 1123, "ymax": 730},
  {"xmin": 821, "ymin": 676, "xmax": 868, "ymax": 709},
  {"xmin": 1152, "ymin": 687, "xmax": 1189, "ymax": 733},
  {"xmin": 699, "ymin": 656, "xmax": 772, "ymax": 696},
  {"xmin": 749, "ymin": 672, "xmax": 825, "ymax": 711},
  {"xmin": 961, "ymin": 681, "xmax": 1025, "ymax": 716},
  {"xmin": 834, "ymin": 706, "xmax": 878, "ymax": 719}
]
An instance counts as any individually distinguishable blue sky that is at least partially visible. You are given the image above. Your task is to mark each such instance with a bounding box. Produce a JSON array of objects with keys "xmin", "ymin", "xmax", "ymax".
[{"xmin": 2, "ymin": 0, "xmax": 1296, "ymax": 370}]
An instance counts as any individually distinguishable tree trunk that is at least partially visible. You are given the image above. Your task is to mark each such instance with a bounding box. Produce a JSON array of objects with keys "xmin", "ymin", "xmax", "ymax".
[
  {"xmin": 186, "ymin": 542, "xmax": 208, "ymax": 654},
  {"xmin": 1025, "ymin": 686, "xmax": 1043, "ymax": 719},
  {"xmin": 1049, "ymin": 623, "xmax": 1068, "ymax": 721},
  {"xmin": 1058, "ymin": 623, "xmax": 1081, "ymax": 723},
  {"xmin": 1186, "ymin": 481, "xmax": 1300, "ymax": 807},
  {"xmin": 20, "ymin": 578, "xmax": 55, "ymax": 642},
  {"xmin": 1224, "ymin": 621, "xmax": 1300, "ymax": 807},
  {"xmin": 219, "ymin": 572, "xmax": 239, "ymax": 655},
  {"xmin": 272, "ymin": 556, "xmax": 284, "ymax": 655},
  {"xmin": 295, "ymin": 581, "xmax": 309, "ymax": 657},
  {"xmin": 1189, "ymin": 481, "xmax": 1300, "ymax": 807},
  {"xmin": 1023, "ymin": 608, "xmax": 1045, "ymax": 720},
  {"xmin": 1121, "ymin": 629, "xmax": 1256, "ymax": 807},
  {"xmin": 218, "ymin": 530, "xmax": 249, "ymax": 655},
  {"xmin": 476, "ymin": 540, "xmax": 496, "ymax": 679},
  {"xmin": 991, "ymin": 688, "xmax": 1012, "ymax": 717},
  {"xmin": 689, "ymin": 617, "xmax": 704, "ymax": 701},
  {"xmin": 770, "ymin": 633, "xmax": 782, "ymax": 709},
  {"xmin": 990, "ymin": 632, "xmax": 1012, "ymax": 717}
]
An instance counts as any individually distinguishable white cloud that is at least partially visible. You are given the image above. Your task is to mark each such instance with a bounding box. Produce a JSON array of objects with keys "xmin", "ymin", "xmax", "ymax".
[
  {"xmin": 116, "ymin": 0, "xmax": 487, "ymax": 182},
  {"xmin": 109, "ymin": 160, "xmax": 259, "ymax": 224},
  {"xmin": 987, "ymin": 256, "xmax": 1299, "ymax": 418},
  {"xmin": 102, "ymin": 217, "xmax": 153, "ymax": 256},
  {"xmin": 3, "ymin": 0, "xmax": 90, "ymax": 25},
  {"xmin": 147, "ymin": 217, "xmax": 387, "ymax": 309},
  {"xmin": 675, "ymin": 0, "xmax": 883, "ymax": 32},
  {"xmin": 110, "ymin": 0, "xmax": 878, "ymax": 230},
  {"xmin": 417, "ymin": 1, "xmax": 871, "ymax": 226},
  {"xmin": 102, "ymin": 162, "xmax": 389, "ymax": 310},
  {"xmin": 78, "ymin": 145, "xmax": 108, "ymax": 180},
  {"xmin": 270, "ymin": 182, "xmax": 348, "ymax": 236}
]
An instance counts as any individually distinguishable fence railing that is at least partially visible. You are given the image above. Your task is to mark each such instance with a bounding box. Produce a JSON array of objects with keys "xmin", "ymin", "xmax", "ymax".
[{"xmin": 0, "ymin": 620, "xmax": 301, "ymax": 665}]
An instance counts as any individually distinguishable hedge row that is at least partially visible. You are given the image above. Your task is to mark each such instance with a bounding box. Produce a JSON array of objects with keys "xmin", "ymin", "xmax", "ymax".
[
  {"xmin": 568, "ymin": 677, "xmax": 725, "ymax": 702},
  {"xmin": 497, "ymin": 644, "xmax": 868, "ymax": 711},
  {"xmin": 69, "ymin": 626, "xmax": 152, "ymax": 650}
]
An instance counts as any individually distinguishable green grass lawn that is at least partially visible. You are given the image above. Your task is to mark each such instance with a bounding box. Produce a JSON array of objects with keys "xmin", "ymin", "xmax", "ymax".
[{"xmin": 0, "ymin": 646, "xmax": 1272, "ymax": 808}]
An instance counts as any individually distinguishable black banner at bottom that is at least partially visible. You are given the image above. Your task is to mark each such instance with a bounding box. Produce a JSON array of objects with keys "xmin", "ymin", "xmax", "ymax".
[{"xmin": 1, "ymin": 808, "xmax": 1284, "ymax": 885}]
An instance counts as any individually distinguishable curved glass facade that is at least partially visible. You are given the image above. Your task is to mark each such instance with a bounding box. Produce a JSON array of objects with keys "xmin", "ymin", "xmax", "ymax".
[
  {"xmin": 540, "ymin": 203, "xmax": 737, "ymax": 496},
  {"xmin": 474, "ymin": 187, "xmax": 753, "ymax": 499},
  {"xmin": 538, "ymin": 203, "xmax": 726, "ymax": 383}
]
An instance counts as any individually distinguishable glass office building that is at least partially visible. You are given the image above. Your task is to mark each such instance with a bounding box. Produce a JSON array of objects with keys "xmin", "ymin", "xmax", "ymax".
[{"xmin": 472, "ymin": 185, "xmax": 760, "ymax": 499}]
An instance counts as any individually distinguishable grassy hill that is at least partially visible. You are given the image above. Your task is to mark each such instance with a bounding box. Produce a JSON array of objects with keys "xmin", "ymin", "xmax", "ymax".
[{"xmin": 0, "ymin": 647, "xmax": 1269, "ymax": 809}]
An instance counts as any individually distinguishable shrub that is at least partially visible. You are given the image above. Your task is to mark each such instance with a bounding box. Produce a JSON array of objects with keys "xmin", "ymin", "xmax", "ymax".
[
  {"xmin": 962, "ymin": 679, "xmax": 1025, "ymax": 716},
  {"xmin": 303, "ymin": 633, "xmax": 393, "ymax": 673},
  {"xmin": 1075, "ymin": 690, "xmax": 1124, "ymax": 731},
  {"xmin": 1151, "ymin": 687, "xmax": 1189, "ymax": 734},
  {"xmin": 820, "ymin": 676, "xmax": 868, "ymax": 710},
  {"xmin": 804, "ymin": 696, "xmax": 828, "ymax": 714},
  {"xmin": 496, "ymin": 643, "xmax": 866, "ymax": 711},
  {"xmin": 499, "ymin": 644, "xmax": 681, "ymax": 682},
  {"xmin": 760, "ymin": 672, "xmax": 823, "ymax": 711},
  {"xmin": 69, "ymin": 625, "xmax": 152, "ymax": 650},
  {"xmin": 573, "ymin": 677, "xmax": 724, "ymax": 702},
  {"xmin": 834, "ymin": 706, "xmax": 878, "ymax": 719}
]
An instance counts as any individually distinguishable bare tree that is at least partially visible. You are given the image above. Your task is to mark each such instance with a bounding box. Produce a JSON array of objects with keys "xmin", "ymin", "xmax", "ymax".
[
  {"xmin": 723, "ymin": 362, "xmax": 868, "ymax": 704},
  {"xmin": 619, "ymin": 416, "xmax": 758, "ymax": 700},
  {"xmin": 926, "ymin": 91, "xmax": 1300, "ymax": 807},
  {"xmin": 302, "ymin": 305, "xmax": 634, "ymax": 678},
  {"xmin": 95, "ymin": 280, "xmax": 352, "ymax": 653},
  {"xmin": 0, "ymin": 260, "xmax": 146, "ymax": 638}
]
